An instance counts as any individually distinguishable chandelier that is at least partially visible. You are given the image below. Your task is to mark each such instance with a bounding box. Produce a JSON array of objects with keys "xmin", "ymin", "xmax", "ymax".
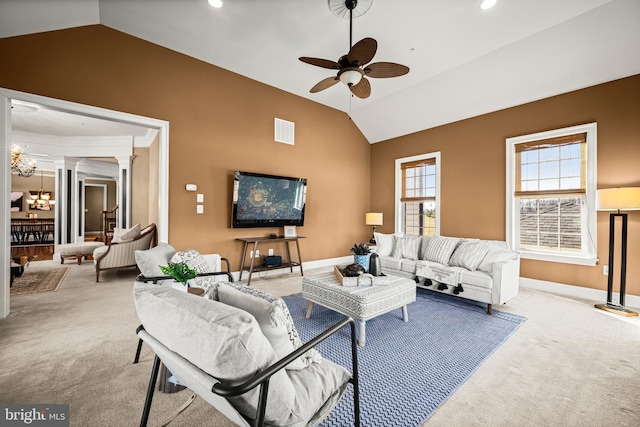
[
  {"xmin": 11, "ymin": 144, "xmax": 36, "ymax": 177},
  {"xmin": 27, "ymin": 170, "xmax": 55, "ymax": 210}
]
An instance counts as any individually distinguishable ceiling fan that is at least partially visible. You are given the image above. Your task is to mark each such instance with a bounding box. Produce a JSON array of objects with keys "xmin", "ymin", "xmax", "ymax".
[{"xmin": 299, "ymin": 0, "xmax": 409, "ymax": 99}]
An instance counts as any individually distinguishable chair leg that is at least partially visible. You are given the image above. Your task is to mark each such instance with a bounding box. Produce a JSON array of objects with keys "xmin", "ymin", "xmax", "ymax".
[
  {"xmin": 134, "ymin": 338, "xmax": 144, "ymax": 364},
  {"xmin": 349, "ymin": 321, "xmax": 361, "ymax": 427},
  {"xmin": 140, "ymin": 355, "xmax": 161, "ymax": 427}
]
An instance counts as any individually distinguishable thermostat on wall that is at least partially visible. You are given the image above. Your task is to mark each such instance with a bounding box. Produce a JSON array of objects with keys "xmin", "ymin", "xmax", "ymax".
[{"xmin": 186, "ymin": 184, "xmax": 197, "ymax": 192}]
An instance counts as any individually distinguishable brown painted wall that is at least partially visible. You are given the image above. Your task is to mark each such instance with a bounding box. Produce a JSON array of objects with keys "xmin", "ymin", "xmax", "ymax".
[
  {"xmin": 371, "ymin": 74, "xmax": 640, "ymax": 296},
  {"xmin": 0, "ymin": 25, "xmax": 371, "ymax": 269}
]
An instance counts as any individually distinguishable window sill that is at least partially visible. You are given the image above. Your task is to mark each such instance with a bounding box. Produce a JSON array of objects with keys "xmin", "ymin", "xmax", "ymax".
[{"xmin": 518, "ymin": 250, "xmax": 597, "ymax": 266}]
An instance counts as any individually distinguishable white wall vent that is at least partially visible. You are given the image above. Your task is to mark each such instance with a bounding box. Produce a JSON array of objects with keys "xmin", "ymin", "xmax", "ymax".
[{"xmin": 274, "ymin": 118, "xmax": 295, "ymax": 145}]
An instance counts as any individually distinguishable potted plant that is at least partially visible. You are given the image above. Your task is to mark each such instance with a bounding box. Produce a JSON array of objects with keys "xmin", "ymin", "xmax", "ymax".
[
  {"xmin": 350, "ymin": 243, "xmax": 372, "ymax": 272},
  {"xmin": 160, "ymin": 262, "xmax": 197, "ymax": 291}
]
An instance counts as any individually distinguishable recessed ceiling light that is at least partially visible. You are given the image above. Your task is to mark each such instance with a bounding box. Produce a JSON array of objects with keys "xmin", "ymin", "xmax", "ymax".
[
  {"xmin": 208, "ymin": 0, "xmax": 223, "ymax": 8},
  {"xmin": 481, "ymin": 0, "xmax": 497, "ymax": 10}
]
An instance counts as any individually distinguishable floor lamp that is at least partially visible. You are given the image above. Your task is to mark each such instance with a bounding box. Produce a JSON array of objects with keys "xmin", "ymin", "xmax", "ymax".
[
  {"xmin": 595, "ymin": 187, "xmax": 640, "ymax": 317},
  {"xmin": 366, "ymin": 213, "xmax": 383, "ymax": 245}
]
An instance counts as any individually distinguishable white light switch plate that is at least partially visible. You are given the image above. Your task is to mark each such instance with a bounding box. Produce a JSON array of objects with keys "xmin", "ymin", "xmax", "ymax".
[
  {"xmin": 197, "ymin": 193, "xmax": 204, "ymax": 203},
  {"xmin": 196, "ymin": 205, "xmax": 204, "ymax": 214}
]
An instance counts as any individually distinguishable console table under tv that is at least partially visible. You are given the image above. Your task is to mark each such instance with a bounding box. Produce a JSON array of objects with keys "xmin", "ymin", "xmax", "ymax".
[{"xmin": 237, "ymin": 236, "xmax": 305, "ymax": 286}]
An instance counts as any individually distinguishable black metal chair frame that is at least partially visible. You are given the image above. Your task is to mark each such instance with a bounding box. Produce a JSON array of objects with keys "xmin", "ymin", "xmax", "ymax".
[{"xmin": 138, "ymin": 316, "xmax": 361, "ymax": 427}]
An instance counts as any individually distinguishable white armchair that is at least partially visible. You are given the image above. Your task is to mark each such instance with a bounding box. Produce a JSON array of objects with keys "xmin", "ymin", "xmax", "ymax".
[{"xmin": 93, "ymin": 223, "xmax": 157, "ymax": 282}]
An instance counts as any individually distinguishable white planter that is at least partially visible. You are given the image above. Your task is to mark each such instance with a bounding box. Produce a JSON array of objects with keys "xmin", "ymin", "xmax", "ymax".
[{"xmin": 172, "ymin": 282, "xmax": 188, "ymax": 292}]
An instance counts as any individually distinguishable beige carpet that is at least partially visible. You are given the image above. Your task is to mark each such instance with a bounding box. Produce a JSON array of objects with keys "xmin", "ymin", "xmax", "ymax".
[
  {"xmin": 10, "ymin": 267, "xmax": 69, "ymax": 296},
  {"xmin": 1, "ymin": 261, "xmax": 639, "ymax": 426}
]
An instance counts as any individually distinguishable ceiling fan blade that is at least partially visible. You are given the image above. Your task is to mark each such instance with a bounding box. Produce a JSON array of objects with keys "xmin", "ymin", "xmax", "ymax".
[
  {"xmin": 310, "ymin": 76, "xmax": 340, "ymax": 93},
  {"xmin": 347, "ymin": 37, "xmax": 377, "ymax": 66},
  {"xmin": 350, "ymin": 77, "xmax": 371, "ymax": 99},
  {"xmin": 299, "ymin": 57, "xmax": 341, "ymax": 70},
  {"xmin": 364, "ymin": 62, "xmax": 410, "ymax": 78}
]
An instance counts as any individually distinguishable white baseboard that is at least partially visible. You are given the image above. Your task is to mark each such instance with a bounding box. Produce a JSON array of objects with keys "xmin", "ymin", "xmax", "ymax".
[
  {"xmin": 230, "ymin": 256, "xmax": 351, "ymax": 282},
  {"xmin": 520, "ymin": 277, "xmax": 640, "ymax": 310}
]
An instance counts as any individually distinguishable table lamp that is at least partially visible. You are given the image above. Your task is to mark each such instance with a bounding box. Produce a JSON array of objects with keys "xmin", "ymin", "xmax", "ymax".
[
  {"xmin": 595, "ymin": 187, "xmax": 640, "ymax": 316},
  {"xmin": 365, "ymin": 213, "xmax": 383, "ymax": 245}
]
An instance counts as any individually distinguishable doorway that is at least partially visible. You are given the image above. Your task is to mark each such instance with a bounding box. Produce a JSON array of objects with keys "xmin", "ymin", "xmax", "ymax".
[
  {"xmin": 1, "ymin": 87, "xmax": 170, "ymax": 319},
  {"xmin": 84, "ymin": 184, "xmax": 107, "ymax": 238}
]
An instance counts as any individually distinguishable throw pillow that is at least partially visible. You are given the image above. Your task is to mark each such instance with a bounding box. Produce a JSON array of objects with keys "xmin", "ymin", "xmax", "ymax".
[
  {"xmin": 449, "ymin": 240, "xmax": 490, "ymax": 271},
  {"xmin": 374, "ymin": 232, "xmax": 395, "ymax": 256},
  {"xmin": 478, "ymin": 246, "xmax": 519, "ymax": 274},
  {"xmin": 112, "ymin": 223, "xmax": 141, "ymax": 243},
  {"xmin": 391, "ymin": 235, "xmax": 421, "ymax": 260},
  {"xmin": 170, "ymin": 249, "xmax": 212, "ymax": 274},
  {"xmin": 217, "ymin": 283, "xmax": 322, "ymax": 370},
  {"xmin": 135, "ymin": 243, "xmax": 177, "ymax": 277},
  {"xmin": 423, "ymin": 235, "xmax": 461, "ymax": 265}
]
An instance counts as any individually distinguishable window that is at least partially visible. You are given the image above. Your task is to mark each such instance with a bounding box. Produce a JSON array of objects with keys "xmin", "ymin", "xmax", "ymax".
[
  {"xmin": 506, "ymin": 123, "xmax": 597, "ymax": 265},
  {"xmin": 395, "ymin": 152, "xmax": 440, "ymax": 236}
]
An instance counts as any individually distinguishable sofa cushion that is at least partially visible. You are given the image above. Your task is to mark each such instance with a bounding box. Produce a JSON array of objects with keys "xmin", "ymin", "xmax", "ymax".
[
  {"xmin": 399, "ymin": 259, "xmax": 419, "ymax": 275},
  {"xmin": 135, "ymin": 243, "xmax": 177, "ymax": 277},
  {"xmin": 217, "ymin": 283, "xmax": 321, "ymax": 370},
  {"xmin": 170, "ymin": 248, "xmax": 212, "ymax": 274},
  {"xmin": 422, "ymin": 236, "xmax": 461, "ymax": 264},
  {"xmin": 459, "ymin": 269, "xmax": 494, "ymax": 290},
  {"xmin": 133, "ymin": 282, "xmax": 302, "ymax": 425},
  {"xmin": 392, "ymin": 235, "xmax": 421, "ymax": 260},
  {"xmin": 449, "ymin": 240, "xmax": 490, "ymax": 271},
  {"xmin": 374, "ymin": 232, "xmax": 395, "ymax": 256},
  {"xmin": 379, "ymin": 255, "xmax": 404, "ymax": 271},
  {"xmin": 112, "ymin": 223, "xmax": 141, "ymax": 243}
]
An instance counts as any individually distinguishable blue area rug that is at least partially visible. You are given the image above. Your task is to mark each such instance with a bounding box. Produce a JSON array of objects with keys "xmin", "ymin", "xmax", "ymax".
[{"xmin": 283, "ymin": 288, "xmax": 525, "ymax": 427}]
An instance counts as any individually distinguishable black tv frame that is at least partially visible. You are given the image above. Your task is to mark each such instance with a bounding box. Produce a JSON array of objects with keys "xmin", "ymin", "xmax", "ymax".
[{"xmin": 231, "ymin": 171, "xmax": 307, "ymax": 229}]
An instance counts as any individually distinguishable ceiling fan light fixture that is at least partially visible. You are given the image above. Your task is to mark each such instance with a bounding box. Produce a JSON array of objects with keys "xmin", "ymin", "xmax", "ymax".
[
  {"xmin": 480, "ymin": 0, "xmax": 496, "ymax": 10},
  {"xmin": 339, "ymin": 69, "xmax": 363, "ymax": 87}
]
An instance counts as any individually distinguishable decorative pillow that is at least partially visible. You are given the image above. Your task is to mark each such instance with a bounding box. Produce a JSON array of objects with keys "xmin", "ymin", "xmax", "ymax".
[
  {"xmin": 135, "ymin": 243, "xmax": 176, "ymax": 277},
  {"xmin": 478, "ymin": 247, "xmax": 519, "ymax": 274},
  {"xmin": 170, "ymin": 249, "xmax": 211, "ymax": 274},
  {"xmin": 374, "ymin": 232, "xmax": 395, "ymax": 256},
  {"xmin": 423, "ymin": 235, "xmax": 461, "ymax": 265},
  {"xmin": 217, "ymin": 283, "xmax": 322, "ymax": 370},
  {"xmin": 391, "ymin": 235, "xmax": 421, "ymax": 260},
  {"xmin": 449, "ymin": 240, "xmax": 490, "ymax": 271},
  {"xmin": 132, "ymin": 282, "xmax": 299, "ymax": 425},
  {"xmin": 112, "ymin": 223, "xmax": 141, "ymax": 243}
]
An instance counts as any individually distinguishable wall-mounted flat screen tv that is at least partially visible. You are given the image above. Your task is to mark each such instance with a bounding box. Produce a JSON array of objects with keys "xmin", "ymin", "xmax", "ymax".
[{"xmin": 232, "ymin": 171, "xmax": 307, "ymax": 228}]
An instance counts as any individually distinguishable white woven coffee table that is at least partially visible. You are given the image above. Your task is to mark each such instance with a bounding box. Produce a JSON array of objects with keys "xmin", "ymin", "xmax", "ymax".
[{"xmin": 302, "ymin": 271, "xmax": 416, "ymax": 346}]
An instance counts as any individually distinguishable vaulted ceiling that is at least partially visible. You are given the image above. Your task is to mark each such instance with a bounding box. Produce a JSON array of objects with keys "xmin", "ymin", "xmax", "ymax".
[{"xmin": 2, "ymin": 0, "xmax": 639, "ymax": 143}]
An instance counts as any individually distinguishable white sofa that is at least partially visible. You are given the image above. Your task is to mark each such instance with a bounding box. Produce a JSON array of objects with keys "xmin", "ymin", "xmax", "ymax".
[{"xmin": 374, "ymin": 233, "xmax": 520, "ymax": 314}]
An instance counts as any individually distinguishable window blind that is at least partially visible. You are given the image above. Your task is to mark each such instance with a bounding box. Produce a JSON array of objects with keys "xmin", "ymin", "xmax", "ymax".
[
  {"xmin": 401, "ymin": 158, "xmax": 436, "ymax": 202},
  {"xmin": 515, "ymin": 132, "xmax": 586, "ymax": 198}
]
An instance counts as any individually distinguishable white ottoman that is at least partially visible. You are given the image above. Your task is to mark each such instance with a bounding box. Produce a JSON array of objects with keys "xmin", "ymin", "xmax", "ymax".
[
  {"xmin": 58, "ymin": 241, "xmax": 105, "ymax": 265},
  {"xmin": 302, "ymin": 271, "xmax": 416, "ymax": 346}
]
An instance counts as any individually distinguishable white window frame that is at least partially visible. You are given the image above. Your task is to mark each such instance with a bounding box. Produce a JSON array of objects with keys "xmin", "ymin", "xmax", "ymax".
[
  {"xmin": 395, "ymin": 152, "xmax": 441, "ymax": 236},
  {"xmin": 506, "ymin": 123, "xmax": 597, "ymax": 266}
]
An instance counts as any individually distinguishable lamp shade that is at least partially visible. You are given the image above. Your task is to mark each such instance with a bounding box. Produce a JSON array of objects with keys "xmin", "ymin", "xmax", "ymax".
[
  {"xmin": 365, "ymin": 212, "xmax": 383, "ymax": 226},
  {"xmin": 596, "ymin": 187, "xmax": 640, "ymax": 211}
]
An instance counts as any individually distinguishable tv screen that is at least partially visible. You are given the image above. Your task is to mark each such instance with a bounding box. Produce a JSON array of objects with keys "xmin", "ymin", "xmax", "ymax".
[{"xmin": 232, "ymin": 171, "xmax": 307, "ymax": 228}]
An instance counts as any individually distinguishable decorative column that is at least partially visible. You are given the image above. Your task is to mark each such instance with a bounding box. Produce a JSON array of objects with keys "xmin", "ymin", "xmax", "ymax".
[
  {"xmin": 75, "ymin": 171, "xmax": 87, "ymax": 242},
  {"xmin": 54, "ymin": 159, "xmax": 79, "ymax": 245},
  {"xmin": 117, "ymin": 156, "xmax": 132, "ymax": 229}
]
